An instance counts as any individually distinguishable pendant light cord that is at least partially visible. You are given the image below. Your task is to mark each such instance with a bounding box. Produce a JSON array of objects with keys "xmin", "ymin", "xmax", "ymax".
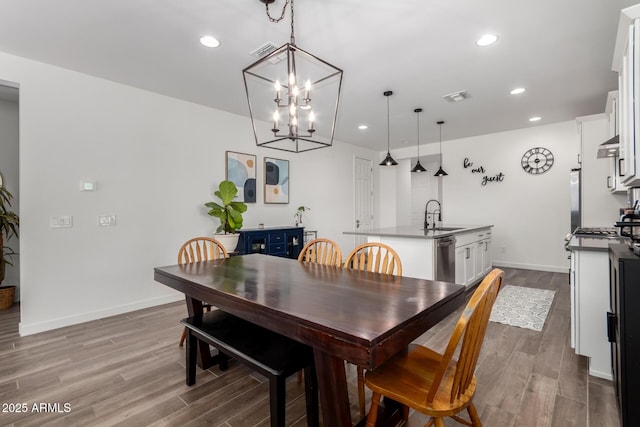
[
  {"xmin": 416, "ymin": 111, "xmax": 421, "ymax": 158},
  {"xmin": 439, "ymin": 122, "xmax": 443, "ymax": 163},
  {"xmin": 387, "ymin": 95, "xmax": 390, "ymax": 152}
]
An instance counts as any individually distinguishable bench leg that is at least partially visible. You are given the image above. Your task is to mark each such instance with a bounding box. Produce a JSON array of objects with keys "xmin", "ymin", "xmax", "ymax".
[
  {"xmin": 269, "ymin": 376, "xmax": 286, "ymax": 427},
  {"xmin": 185, "ymin": 329, "xmax": 197, "ymax": 386},
  {"xmin": 219, "ymin": 352, "xmax": 229, "ymax": 371},
  {"xmin": 304, "ymin": 365, "xmax": 319, "ymax": 427}
]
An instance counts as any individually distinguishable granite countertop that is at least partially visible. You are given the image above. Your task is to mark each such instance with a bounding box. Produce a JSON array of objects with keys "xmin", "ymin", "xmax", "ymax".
[
  {"xmin": 343, "ymin": 224, "xmax": 493, "ymax": 240},
  {"xmin": 567, "ymin": 235, "xmax": 628, "ymax": 252}
]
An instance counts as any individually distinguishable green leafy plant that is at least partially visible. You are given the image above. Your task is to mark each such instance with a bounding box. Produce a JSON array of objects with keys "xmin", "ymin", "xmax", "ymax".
[
  {"xmin": 205, "ymin": 180, "xmax": 247, "ymax": 234},
  {"xmin": 0, "ymin": 186, "xmax": 19, "ymax": 285},
  {"xmin": 294, "ymin": 206, "xmax": 310, "ymax": 225}
]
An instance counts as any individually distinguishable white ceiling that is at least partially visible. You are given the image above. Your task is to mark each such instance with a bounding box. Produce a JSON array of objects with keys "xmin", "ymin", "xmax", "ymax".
[{"xmin": 0, "ymin": 0, "xmax": 636, "ymax": 150}]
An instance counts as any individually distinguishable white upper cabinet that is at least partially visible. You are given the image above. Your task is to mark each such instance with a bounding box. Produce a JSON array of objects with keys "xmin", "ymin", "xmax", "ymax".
[{"xmin": 613, "ymin": 6, "xmax": 640, "ymax": 186}]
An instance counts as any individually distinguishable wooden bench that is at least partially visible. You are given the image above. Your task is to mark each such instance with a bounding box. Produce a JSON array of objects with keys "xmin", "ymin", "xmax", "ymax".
[{"xmin": 181, "ymin": 310, "xmax": 319, "ymax": 427}]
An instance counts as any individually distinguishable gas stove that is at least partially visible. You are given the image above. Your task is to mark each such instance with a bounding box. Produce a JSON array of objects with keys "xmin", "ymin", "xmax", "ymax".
[{"xmin": 572, "ymin": 227, "xmax": 620, "ymax": 238}]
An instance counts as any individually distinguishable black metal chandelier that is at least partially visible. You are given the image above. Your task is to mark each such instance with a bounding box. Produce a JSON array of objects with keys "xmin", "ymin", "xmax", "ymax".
[
  {"xmin": 411, "ymin": 108, "xmax": 427, "ymax": 173},
  {"xmin": 380, "ymin": 91, "xmax": 398, "ymax": 166},
  {"xmin": 243, "ymin": 0, "xmax": 343, "ymax": 153}
]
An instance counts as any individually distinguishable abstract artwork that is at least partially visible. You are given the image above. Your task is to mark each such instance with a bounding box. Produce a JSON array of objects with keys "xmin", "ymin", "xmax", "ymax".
[
  {"xmin": 226, "ymin": 151, "xmax": 256, "ymax": 203},
  {"xmin": 264, "ymin": 157, "xmax": 289, "ymax": 204}
]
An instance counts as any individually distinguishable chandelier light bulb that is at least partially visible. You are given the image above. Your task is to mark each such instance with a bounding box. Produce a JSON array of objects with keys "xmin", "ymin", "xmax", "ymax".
[
  {"xmin": 309, "ymin": 111, "xmax": 315, "ymax": 132},
  {"xmin": 272, "ymin": 110, "xmax": 280, "ymax": 133}
]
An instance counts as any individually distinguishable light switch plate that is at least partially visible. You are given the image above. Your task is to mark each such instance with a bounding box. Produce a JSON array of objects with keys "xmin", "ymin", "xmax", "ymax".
[
  {"xmin": 50, "ymin": 215, "xmax": 73, "ymax": 228},
  {"xmin": 98, "ymin": 214, "xmax": 117, "ymax": 227}
]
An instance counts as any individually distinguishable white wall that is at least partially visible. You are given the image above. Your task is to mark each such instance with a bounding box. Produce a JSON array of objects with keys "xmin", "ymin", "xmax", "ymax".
[
  {"xmin": 0, "ymin": 51, "xmax": 379, "ymax": 335},
  {"xmin": 0, "ymin": 95, "xmax": 20, "ymax": 295},
  {"xmin": 389, "ymin": 120, "xmax": 625, "ymax": 272}
]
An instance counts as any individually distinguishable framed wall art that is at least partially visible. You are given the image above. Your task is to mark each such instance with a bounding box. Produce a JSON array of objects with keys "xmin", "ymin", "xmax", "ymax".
[
  {"xmin": 226, "ymin": 151, "xmax": 257, "ymax": 203},
  {"xmin": 264, "ymin": 157, "xmax": 289, "ymax": 204}
]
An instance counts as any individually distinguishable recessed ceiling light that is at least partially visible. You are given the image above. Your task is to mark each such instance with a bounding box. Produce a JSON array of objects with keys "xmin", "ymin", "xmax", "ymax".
[
  {"xmin": 510, "ymin": 87, "xmax": 526, "ymax": 95},
  {"xmin": 358, "ymin": 124, "xmax": 368, "ymax": 130},
  {"xmin": 200, "ymin": 36, "xmax": 220, "ymax": 48},
  {"xmin": 529, "ymin": 116, "xmax": 541, "ymax": 122},
  {"xmin": 476, "ymin": 34, "xmax": 498, "ymax": 47}
]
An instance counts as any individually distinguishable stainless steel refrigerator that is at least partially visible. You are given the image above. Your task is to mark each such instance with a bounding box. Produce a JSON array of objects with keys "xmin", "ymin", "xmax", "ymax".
[{"xmin": 570, "ymin": 168, "xmax": 581, "ymax": 233}]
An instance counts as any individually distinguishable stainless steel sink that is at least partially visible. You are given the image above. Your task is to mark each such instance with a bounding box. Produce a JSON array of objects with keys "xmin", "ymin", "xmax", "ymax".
[{"xmin": 423, "ymin": 227, "xmax": 463, "ymax": 231}]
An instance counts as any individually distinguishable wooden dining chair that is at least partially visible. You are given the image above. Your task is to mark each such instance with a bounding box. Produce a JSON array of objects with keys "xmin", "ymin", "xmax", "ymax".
[
  {"xmin": 177, "ymin": 237, "xmax": 227, "ymax": 346},
  {"xmin": 344, "ymin": 242, "xmax": 402, "ymax": 276},
  {"xmin": 296, "ymin": 237, "xmax": 343, "ymax": 383},
  {"xmin": 298, "ymin": 238, "xmax": 343, "ymax": 267},
  {"xmin": 343, "ymin": 242, "xmax": 403, "ymax": 417},
  {"xmin": 363, "ymin": 268, "xmax": 505, "ymax": 427}
]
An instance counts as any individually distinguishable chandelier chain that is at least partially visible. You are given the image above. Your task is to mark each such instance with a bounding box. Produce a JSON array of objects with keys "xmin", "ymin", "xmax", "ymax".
[{"xmin": 264, "ymin": 0, "xmax": 296, "ymax": 44}]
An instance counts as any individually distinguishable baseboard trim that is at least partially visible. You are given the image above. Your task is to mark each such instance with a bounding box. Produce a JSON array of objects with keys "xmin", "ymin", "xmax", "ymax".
[
  {"xmin": 492, "ymin": 261, "xmax": 569, "ymax": 274},
  {"xmin": 18, "ymin": 294, "xmax": 184, "ymax": 337}
]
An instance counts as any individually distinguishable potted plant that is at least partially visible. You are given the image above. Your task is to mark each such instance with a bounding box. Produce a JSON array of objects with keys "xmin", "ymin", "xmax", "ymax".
[
  {"xmin": 294, "ymin": 206, "xmax": 310, "ymax": 226},
  {"xmin": 205, "ymin": 180, "xmax": 247, "ymax": 252},
  {"xmin": 0, "ymin": 185, "xmax": 19, "ymax": 309}
]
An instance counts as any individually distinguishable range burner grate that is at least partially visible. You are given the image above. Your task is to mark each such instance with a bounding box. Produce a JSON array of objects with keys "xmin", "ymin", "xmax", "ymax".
[{"xmin": 573, "ymin": 227, "xmax": 619, "ymax": 237}]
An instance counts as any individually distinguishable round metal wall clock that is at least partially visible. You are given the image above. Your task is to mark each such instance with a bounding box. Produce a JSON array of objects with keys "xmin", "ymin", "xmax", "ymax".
[{"xmin": 521, "ymin": 147, "xmax": 554, "ymax": 174}]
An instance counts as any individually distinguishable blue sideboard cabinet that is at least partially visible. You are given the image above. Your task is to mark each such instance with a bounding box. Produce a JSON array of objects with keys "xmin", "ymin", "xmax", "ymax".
[{"xmin": 236, "ymin": 226, "xmax": 304, "ymax": 259}]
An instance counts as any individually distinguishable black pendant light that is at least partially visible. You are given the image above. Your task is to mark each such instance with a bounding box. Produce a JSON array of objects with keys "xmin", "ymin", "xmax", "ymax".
[
  {"xmin": 380, "ymin": 91, "xmax": 398, "ymax": 166},
  {"xmin": 434, "ymin": 120, "xmax": 448, "ymax": 177},
  {"xmin": 411, "ymin": 108, "xmax": 427, "ymax": 173}
]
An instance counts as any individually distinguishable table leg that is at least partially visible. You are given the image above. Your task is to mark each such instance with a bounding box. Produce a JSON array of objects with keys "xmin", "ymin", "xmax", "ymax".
[
  {"xmin": 313, "ymin": 348, "xmax": 352, "ymax": 426},
  {"xmin": 185, "ymin": 296, "xmax": 213, "ymax": 369}
]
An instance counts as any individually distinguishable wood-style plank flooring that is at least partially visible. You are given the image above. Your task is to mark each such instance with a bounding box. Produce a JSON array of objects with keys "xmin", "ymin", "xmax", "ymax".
[{"xmin": 0, "ymin": 267, "xmax": 620, "ymax": 426}]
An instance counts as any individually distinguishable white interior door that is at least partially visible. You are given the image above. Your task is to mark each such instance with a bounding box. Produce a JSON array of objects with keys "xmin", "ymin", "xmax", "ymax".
[{"xmin": 353, "ymin": 157, "xmax": 373, "ymax": 247}]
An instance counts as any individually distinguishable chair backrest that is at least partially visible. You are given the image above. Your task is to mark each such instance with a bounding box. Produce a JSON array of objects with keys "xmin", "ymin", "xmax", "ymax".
[
  {"xmin": 177, "ymin": 237, "xmax": 228, "ymax": 264},
  {"xmin": 426, "ymin": 268, "xmax": 504, "ymax": 405},
  {"xmin": 298, "ymin": 238, "xmax": 343, "ymax": 267},
  {"xmin": 343, "ymin": 242, "xmax": 402, "ymax": 276}
]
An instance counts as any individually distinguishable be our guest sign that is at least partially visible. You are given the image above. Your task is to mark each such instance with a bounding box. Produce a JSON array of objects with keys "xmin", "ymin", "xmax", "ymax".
[{"xmin": 463, "ymin": 158, "xmax": 505, "ymax": 186}]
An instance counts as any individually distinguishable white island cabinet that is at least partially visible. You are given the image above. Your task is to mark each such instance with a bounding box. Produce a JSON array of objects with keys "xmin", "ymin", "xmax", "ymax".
[
  {"xmin": 455, "ymin": 229, "xmax": 492, "ymax": 288},
  {"xmin": 344, "ymin": 225, "xmax": 493, "ymax": 286}
]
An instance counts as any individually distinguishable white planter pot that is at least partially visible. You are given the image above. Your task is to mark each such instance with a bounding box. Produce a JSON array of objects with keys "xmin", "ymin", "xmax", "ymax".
[{"xmin": 214, "ymin": 233, "xmax": 240, "ymax": 253}]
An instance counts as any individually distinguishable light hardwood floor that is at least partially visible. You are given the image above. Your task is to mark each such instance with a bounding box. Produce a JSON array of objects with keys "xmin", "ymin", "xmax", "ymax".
[{"xmin": 0, "ymin": 267, "xmax": 621, "ymax": 426}]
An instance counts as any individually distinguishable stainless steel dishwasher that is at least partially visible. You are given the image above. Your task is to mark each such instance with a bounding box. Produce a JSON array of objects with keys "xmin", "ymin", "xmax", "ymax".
[{"xmin": 434, "ymin": 236, "xmax": 456, "ymax": 282}]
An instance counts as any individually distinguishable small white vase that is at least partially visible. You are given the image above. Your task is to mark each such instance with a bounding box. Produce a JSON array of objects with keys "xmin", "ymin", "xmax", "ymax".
[{"xmin": 214, "ymin": 233, "xmax": 240, "ymax": 253}]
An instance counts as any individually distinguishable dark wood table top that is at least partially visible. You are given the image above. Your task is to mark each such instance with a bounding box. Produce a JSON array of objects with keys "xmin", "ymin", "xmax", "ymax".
[{"xmin": 154, "ymin": 253, "xmax": 465, "ymax": 370}]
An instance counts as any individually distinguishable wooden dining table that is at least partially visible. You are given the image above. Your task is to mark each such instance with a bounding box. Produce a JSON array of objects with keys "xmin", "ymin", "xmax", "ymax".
[{"xmin": 154, "ymin": 253, "xmax": 465, "ymax": 426}]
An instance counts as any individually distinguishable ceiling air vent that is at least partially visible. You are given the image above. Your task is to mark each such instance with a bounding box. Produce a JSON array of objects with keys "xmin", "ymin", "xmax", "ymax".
[
  {"xmin": 250, "ymin": 42, "xmax": 278, "ymax": 58},
  {"xmin": 249, "ymin": 41, "xmax": 287, "ymax": 64},
  {"xmin": 442, "ymin": 90, "xmax": 471, "ymax": 103}
]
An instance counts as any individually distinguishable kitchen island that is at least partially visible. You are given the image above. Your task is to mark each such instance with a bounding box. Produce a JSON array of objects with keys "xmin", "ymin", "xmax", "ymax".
[{"xmin": 344, "ymin": 225, "xmax": 493, "ymax": 288}]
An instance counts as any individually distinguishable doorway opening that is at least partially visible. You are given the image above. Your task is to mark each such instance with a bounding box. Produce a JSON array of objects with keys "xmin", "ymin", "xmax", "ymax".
[{"xmin": 0, "ymin": 81, "xmax": 20, "ymax": 315}]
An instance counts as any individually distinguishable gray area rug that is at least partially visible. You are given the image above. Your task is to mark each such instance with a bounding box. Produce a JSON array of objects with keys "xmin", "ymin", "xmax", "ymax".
[{"xmin": 489, "ymin": 285, "xmax": 555, "ymax": 331}]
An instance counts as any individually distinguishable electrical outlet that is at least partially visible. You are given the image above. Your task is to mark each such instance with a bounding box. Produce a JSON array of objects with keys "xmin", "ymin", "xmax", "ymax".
[
  {"xmin": 50, "ymin": 215, "xmax": 73, "ymax": 228},
  {"xmin": 98, "ymin": 214, "xmax": 117, "ymax": 227}
]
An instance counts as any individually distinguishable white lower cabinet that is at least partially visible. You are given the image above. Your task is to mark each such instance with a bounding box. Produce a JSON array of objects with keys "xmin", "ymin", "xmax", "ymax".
[
  {"xmin": 570, "ymin": 248, "xmax": 612, "ymax": 379},
  {"xmin": 455, "ymin": 244, "xmax": 476, "ymax": 287},
  {"xmin": 455, "ymin": 229, "xmax": 492, "ymax": 288},
  {"xmin": 477, "ymin": 237, "xmax": 492, "ymax": 279}
]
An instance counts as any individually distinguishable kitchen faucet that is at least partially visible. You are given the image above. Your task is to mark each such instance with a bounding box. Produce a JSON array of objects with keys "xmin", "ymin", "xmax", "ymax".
[{"xmin": 424, "ymin": 199, "xmax": 442, "ymax": 229}]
